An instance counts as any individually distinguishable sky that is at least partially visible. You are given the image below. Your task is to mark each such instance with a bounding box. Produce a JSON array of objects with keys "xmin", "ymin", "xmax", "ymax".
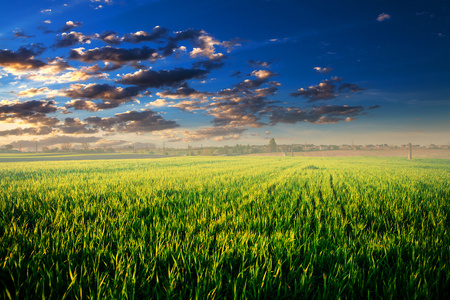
[{"xmin": 0, "ymin": 0, "xmax": 449, "ymax": 150}]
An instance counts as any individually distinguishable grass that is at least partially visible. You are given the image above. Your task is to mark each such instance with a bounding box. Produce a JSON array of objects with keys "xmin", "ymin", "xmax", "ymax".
[
  {"xmin": 0, "ymin": 153, "xmax": 167, "ymax": 163},
  {"xmin": 1, "ymin": 156, "xmax": 449, "ymax": 299}
]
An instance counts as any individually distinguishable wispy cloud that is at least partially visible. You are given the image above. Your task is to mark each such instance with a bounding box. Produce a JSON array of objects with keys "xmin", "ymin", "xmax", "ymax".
[{"xmin": 377, "ymin": 13, "xmax": 391, "ymax": 22}]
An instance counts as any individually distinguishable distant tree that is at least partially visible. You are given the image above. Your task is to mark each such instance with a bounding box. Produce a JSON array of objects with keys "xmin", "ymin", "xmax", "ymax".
[
  {"xmin": 269, "ymin": 138, "xmax": 277, "ymax": 152},
  {"xmin": 81, "ymin": 143, "xmax": 90, "ymax": 152},
  {"xmin": 3, "ymin": 144, "xmax": 13, "ymax": 151},
  {"xmin": 61, "ymin": 143, "xmax": 73, "ymax": 152}
]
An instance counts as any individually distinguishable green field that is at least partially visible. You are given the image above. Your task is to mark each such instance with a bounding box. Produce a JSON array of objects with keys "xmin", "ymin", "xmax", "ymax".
[{"xmin": 1, "ymin": 157, "xmax": 449, "ymax": 299}]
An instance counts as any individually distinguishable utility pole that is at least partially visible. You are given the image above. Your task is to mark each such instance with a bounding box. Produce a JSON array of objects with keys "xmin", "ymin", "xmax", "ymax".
[
  {"xmin": 291, "ymin": 144, "xmax": 294, "ymax": 157},
  {"xmin": 35, "ymin": 141, "xmax": 38, "ymax": 153},
  {"xmin": 163, "ymin": 141, "xmax": 165, "ymax": 156}
]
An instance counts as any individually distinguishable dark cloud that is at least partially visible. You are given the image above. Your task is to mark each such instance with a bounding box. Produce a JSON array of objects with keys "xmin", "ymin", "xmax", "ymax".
[
  {"xmin": 230, "ymin": 71, "xmax": 242, "ymax": 77},
  {"xmin": 68, "ymin": 46, "xmax": 158, "ymax": 64},
  {"xmin": 61, "ymin": 21, "xmax": 83, "ymax": 32},
  {"xmin": 0, "ymin": 46, "xmax": 47, "ymax": 71},
  {"xmin": 85, "ymin": 109, "xmax": 179, "ymax": 133},
  {"xmin": 248, "ymin": 60, "xmax": 271, "ymax": 68},
  {"xmin": 159, "ymin": 40, "xmax": 182, "ymax": 57},
  {"xmin": 338, "ymin": 83, "xmax": 365, "ymax": 93},
  {"xmin": 181, "ymin": 126, "xmax": 246, "ymax": 142},
  {"xmin": 193, "ymin": 59, "xmax": 225, "ymax": 70},
  {"xmin": 116, "ymin": 68, "xmax": 209, "ymax": 88},
  {"xmin": 83, "ymin": 62, "xmax": 122, "ymax": 72},
  {"xmin": 234, "ymin": 70, "xmax": 278, "ymax": 91},
  {"xmin": 0, "ymin": 100, "xmax": 59, "ymax": 126},
  {"xmin": 222, "ymin": 38, "xmax": 244, "ymax": 49},
  {"xmin": 290, "ymin": 77, "xmax": 364, "ymax": 102},
  {"xmin": 166, "ymin": 70, "xmax": 369, "ymax": 130},
  {"xmin": 207, "ymin": 97, "xmax": 268, "ymax": 128},
  {"xmin": 53, "ymin": 32, "xmax": 93, "ymax": 48},
  {"xmin": 156, "ymin": 84, "xmax": 212, "ymax": 99},
  {"xmin": 0, "ymin": 126, "xmax": 53, "ymax": 136},
  {"xmin": 58, "ymin": 118, "xmax": 98, "ymax": 134},
  {"xmin": 13, "ymin": 30, "xmax": 34, "ymax": 38},
  {"xmin": 268, "ymin": 105, "xmax": 366, "ymax": 125},
  {"xmin": 172, "ymin": 72, "xmax": 281, "ymax": 128},
  {"xmin": 63, "ymin": 84, "xmax": 144, "ymax": 110},
  {"xmin": 172, "ymin": 28, "xmax": 203, "ymax": 41},
  {"xmin": 97, "ymin": 31, "xmax": 122, "ymax": 45},
  {"xmin": 123, "ymin": 27, "xmax": 169, "ymax": 43},
  {"xmin": 64, "ymin": 99, "xmax": 100, "ymax": 112},
  {"xmin": 63, "ymin": 83, "xmax": 143, "ymax": 100},
  {"xmin": 169, "ymin": 29, "xmax": 236, "ymax": 60},
  {"xmin": 290, "ymin": 78, "xmax": 339, "ymax": 101}
]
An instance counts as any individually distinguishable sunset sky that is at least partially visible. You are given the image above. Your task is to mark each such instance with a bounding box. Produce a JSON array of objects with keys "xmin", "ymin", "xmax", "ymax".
[{"xmin": 1, "ymin": 0, "xmax": 449, "ymax": 150}]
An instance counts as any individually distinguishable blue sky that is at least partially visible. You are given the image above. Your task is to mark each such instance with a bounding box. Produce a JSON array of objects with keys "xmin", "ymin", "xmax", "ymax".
[{"xmin": 0, "ymin": 0, "xmax": 449, "ymax": 149}]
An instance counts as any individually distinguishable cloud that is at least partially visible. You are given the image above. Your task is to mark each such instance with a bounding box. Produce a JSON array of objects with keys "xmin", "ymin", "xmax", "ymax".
[
  {"xmin": 85, "ymin": 109, "xmax": 179, "ymax": 133},
  {"xmin": 25, "ymin": 61, "xmax": 109, "ymax": 84},
  {"xmin": 145, "ymin": 99, "xmax": 170, "ymax": 107},
  {"xmin": 231, "ymin": 70, "xmax": 278, "ymax": 91},
  {"xmin": 338, "ymin": 83, "xmax": 365, "ymax": 93},
  {"xmin": 13, "ymin": 30, "xmax": 34, "ymax": 39},
  {"xmin": 377, "ymin": 13, "xmax": 391, "ymax": 22},
  {"xmin": 97, "ymin": 31, "xmax": 122, "ymax": 45},
  {"xmin": 64, "ymin": 99, "xmax": 100, "ymax": 112},
  {"xmin": 163, "ymin": 70, "xmax": 369, "ymax": 131},
  {"xmin": 180, "ymin": 126, "xmax": 246, "ymax": 142},
  {"xmin": 193, "ymin": 58, "xmax": 226, "ymax": 70},
  {"xmin": 268, "ymin": 105, "xmax": 366, "ymax": 125},
  {"xmin": 91, "ymin": 0, "xmax": 112, "ymax": 4},
  {"xmin": 62, "ymin": 83, "xmax": 144, "ymax": 110},
  {"xmin": 290, "ymin": 78, "xmax": 339, "ymax": 101},
  {"xmin": 95, "ymin": 139, "xmax": 130, "ymax": 148},
  {"xmin": 0, "ymin": 126, "xmax": 53, "ymax": 136},
  {"xmin": 116, "ymin": 68, "xmax": 209, "ymax": 88},
  {"xmin": 166, "ymin": 29, "xmax": 240, "ymax": 61},
  {"xmin": 58, "ymin": 117, "xmax": 98, "ymax": 134},
  {"xmin": 156, "ymin": 84, "xmax": 212, "ymax": 99},
  {"xmin": 171, "ymin": 72, "xmax": 281, "ymax": 128},
  {"xmin": 123, "ymin": 27, "xmax": 169, "ymax": 43},
  {"xmin": 96, "ymin": 27, "xmax": 170, "ymax": 45},
  {"xmin": 68, "ymin": 46, "xmax": 158, "ymax": 64},
  {"xmin": 168, "ymin": 99, "xmax": 207, "ymax": 112},
  {"xmin": 314, "ymin": 67, "xmax": 333, "ymax": 74},
  {"xmin": 53, "ymin": 32, "xmax": 93, "ymax": 48},
  {"xmin": 41, "ymin": 9, "xmax": 52, "ymax": 13},
  {"xmin": 0, "ymin": 100, "xmax": 59, "ymax": 126},
  {"xmin": 17, "ymin": 87, "xmax": 58, "ymax": 98},
  {"xmin": 290, "ymin": 77, "xmax": 364, "ymax": 102},
  {"xmin": 0, "ymin": 46, "xmax": 47, "ymax": 72},
  {"xmin": 248, "ymin": 60, "xmax": 271, "ymax": 68},
  {"xmin": 21, "ymin": 58, "xmax": 110, "ymax": 84},
  {"xmin": 61, "ymin": 21, "xmax": 83, "ymax": 32},
  {"xmin": 63, "ymin": 83, "xmax": 142, "ymax": 100},
  {"xmin": 9, "ymin": 136, "xmax": 103, "ymax": 149},
  {"xmin": 230, "ymin": 71, "xmax": 242, "ymax": 77}
]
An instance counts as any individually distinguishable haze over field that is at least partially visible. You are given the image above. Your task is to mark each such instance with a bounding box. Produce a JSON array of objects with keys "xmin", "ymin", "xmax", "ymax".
[{"xmin": 0, "ymin": 0, "xmax": 449, "ymax": 150}]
